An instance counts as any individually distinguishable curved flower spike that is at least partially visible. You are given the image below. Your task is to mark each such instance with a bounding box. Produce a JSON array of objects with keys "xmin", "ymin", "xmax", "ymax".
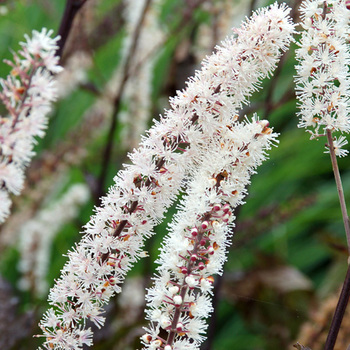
[
  {"xmin": 38, "ymin": 3, "xmax": 294, "ymax": 349},
  {"xmin": 0, "ymin": 28, "xmax": 62, "ymax": 223}
]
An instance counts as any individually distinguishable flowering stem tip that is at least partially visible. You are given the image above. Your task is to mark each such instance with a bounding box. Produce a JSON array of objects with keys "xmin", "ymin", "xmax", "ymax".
[
  {"xmin": 0, "ymin": 29, "xmax": 62, "ymax": 223},
  {"xmin": 37, "ymin": 2, "xmax": 294, "ymax": 349}
]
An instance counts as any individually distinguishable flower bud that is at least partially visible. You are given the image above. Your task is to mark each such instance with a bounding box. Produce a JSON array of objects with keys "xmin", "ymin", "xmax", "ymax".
[
  {"xmin": 207, "ymin": 276, "xmax": 214, "ymax": 284},
  {"xmin": 223, "ymin": 213, "xmax": 230, "ymax": 222},
  {"xmin": 185, "ymin": 275, "xmax": 197, "ymax": 288},
  {"xmin": 160, "ymin": 316, "xmax": 171, "ymax": 329},
  {"xmin": 212, "ymin": 220, "xmax": 220, "ymax": 229},
  {"xmin": 201, "ymin": 221, "xmax": 209, "ymax": 230},
  {"xmin": 169, "ymin": 286, "xmax": 179, "ymax": 295},
  {"xmin": 223, "ymin": 203, "xmax": 230, "ymax": 213},
  {"xmin": 151, "ymin": 339, "xmax": 162, "ymax": 347},
  {"xmin": 173, "ymin": 295, "xmax": 182, "ymax": 306},
  {"xmin": 213, "ymin": 203, "xmax": 221, "ymax": 211},
  {"xmin": 191, "ymin": 227, "xmax": 198, "ymax": 237},
  {"xmin": 176, "ymin": 322, "xmax": 184, "ymax": 332},
  {"xmin": 198, "ymin": 262, "xmax": 205, "ymax": 270},
  {"xmin": 141, "ymin": 334, "xmax": 152, "ymax": 344}
]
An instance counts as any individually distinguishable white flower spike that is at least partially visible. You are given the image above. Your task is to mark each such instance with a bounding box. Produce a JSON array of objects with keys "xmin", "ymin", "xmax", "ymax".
[
  {"xmin": 142, "ymin": 118, "xmax": 278, "ymax": 349},
  {"xmin": 0, "ymin": 28, "xmax": 62, "ymax": 223},
  {"xmin": 295, "ymin": 0, "xmax": 350, "ymax": 139},
  {"xmin": 38, "ymin": 3, "xmax": 294, "ymax": 348}
]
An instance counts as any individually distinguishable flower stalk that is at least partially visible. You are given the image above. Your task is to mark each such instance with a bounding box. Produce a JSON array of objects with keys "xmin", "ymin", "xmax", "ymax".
[
  {"xmin": 326, "ymin": 129, "xmax": 350, "ymax": 253},
  {"xmin": 324, "ymin": 263, "xmax": 350, "ymax": 350},
  {"xmin": 295, "ymin": 1, "xmax": 350, "ymax": 348},
  {"xmin": 38, "ymin": 3, "xmax": 294, "ymax": 348},
  {"xmin": 142, "ymin": 119, "xmax": 278, "ymax": 350}
]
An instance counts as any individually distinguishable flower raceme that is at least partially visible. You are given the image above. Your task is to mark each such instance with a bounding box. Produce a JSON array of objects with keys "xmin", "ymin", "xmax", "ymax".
[
  {"xmin": 0, "ymin": 28, "xmax": 62, "ymax": 223},
  {"xmin": 295, "ymin": 0, "xmax": 350, "ymax": 155},
  {"xmin": 142, "ymin": 118, "xmax": 278, "ymax": 350},
  {"xmin": 38, "ymin": 3, "xmax": 294, "ymax": 349}
]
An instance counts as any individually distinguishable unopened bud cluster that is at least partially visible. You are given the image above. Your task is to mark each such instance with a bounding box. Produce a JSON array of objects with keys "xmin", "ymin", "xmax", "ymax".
[{"xmin": 142, "ymin": 119, "xmax": 278, "ymax": 350}]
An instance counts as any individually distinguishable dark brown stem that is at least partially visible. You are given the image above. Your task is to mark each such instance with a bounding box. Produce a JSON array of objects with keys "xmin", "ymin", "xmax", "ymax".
[
  {"xmin": 166, "ymin": 283, "xmax": 189, "ymax": 346},
  {"xmin": 56, "ymin": 0, "xmax": 88, "ymax": 60},
  {"xmin": 324, "ymin": 263, "xmax": 350, "ymax": 350},
  {"xmin": 323, "ymin": 129, "xmax": 350, "ymax": 350},
  {"xmin": 79, "ymin": 82, "xmax": 101, "ymax": 96}
]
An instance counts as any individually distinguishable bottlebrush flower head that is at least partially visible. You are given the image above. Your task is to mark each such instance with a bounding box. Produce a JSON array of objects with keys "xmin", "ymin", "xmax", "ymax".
[
  {"xmin": 0, "ymin": 28, "xmax": 62, "ymax": 223},
  {"xmin": 295, "ymin": 0, "xmax": 350, "ymax": 138},
  {"xmin": 37, "ymin": 3, "xmax": 294, "ymax": 349},
  {"xmin": 142, "ymin": 118, "xmax": 278, "ymax": 350}
]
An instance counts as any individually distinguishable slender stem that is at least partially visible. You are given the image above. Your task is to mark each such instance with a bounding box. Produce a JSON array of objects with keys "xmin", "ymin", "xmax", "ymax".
[
  {"xmin": 315, "ymin": 13, "xmax": 350, "ymax": 349},
  {"xmin": 326, "ymin": 129, "xmax": 350, "ymax": 254},
  {"xmin": 323, "ymin": 129, "xmax": 350, "ymax": 350},
  {"xmin": 56, "ymin": 0, "xmax": 88, "ymax": 60},
  {"xmin": 324, "ymin": 263, "xmax": 350, "ymax": 350}
]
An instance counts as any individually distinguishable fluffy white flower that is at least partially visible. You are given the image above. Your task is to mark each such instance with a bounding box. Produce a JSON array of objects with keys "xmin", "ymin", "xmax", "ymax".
[
  {"xmin": 325, "ymin": 135, "xmax": 349, "ymax": 157},
  {"xmin": 38, "ymin": 3, "xmax": 294, "ymax": 349},
  {"xmin": 142, "ymin": 118, "xmax": 278, "ymax": 348},
  {"xmin": 295, "ymin": 0, "xmax": 350, "ymax": 137},
  {"xmin": 0, "ymin": 161, "xmax": 24, "ymax": 195},
  {"xmin": 22, "ymin": 28, "xmax": 62, "ymax": 73},
  {"xmin": 0, "ymin": 28, "xmax": 61, "ymax": 223}
]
